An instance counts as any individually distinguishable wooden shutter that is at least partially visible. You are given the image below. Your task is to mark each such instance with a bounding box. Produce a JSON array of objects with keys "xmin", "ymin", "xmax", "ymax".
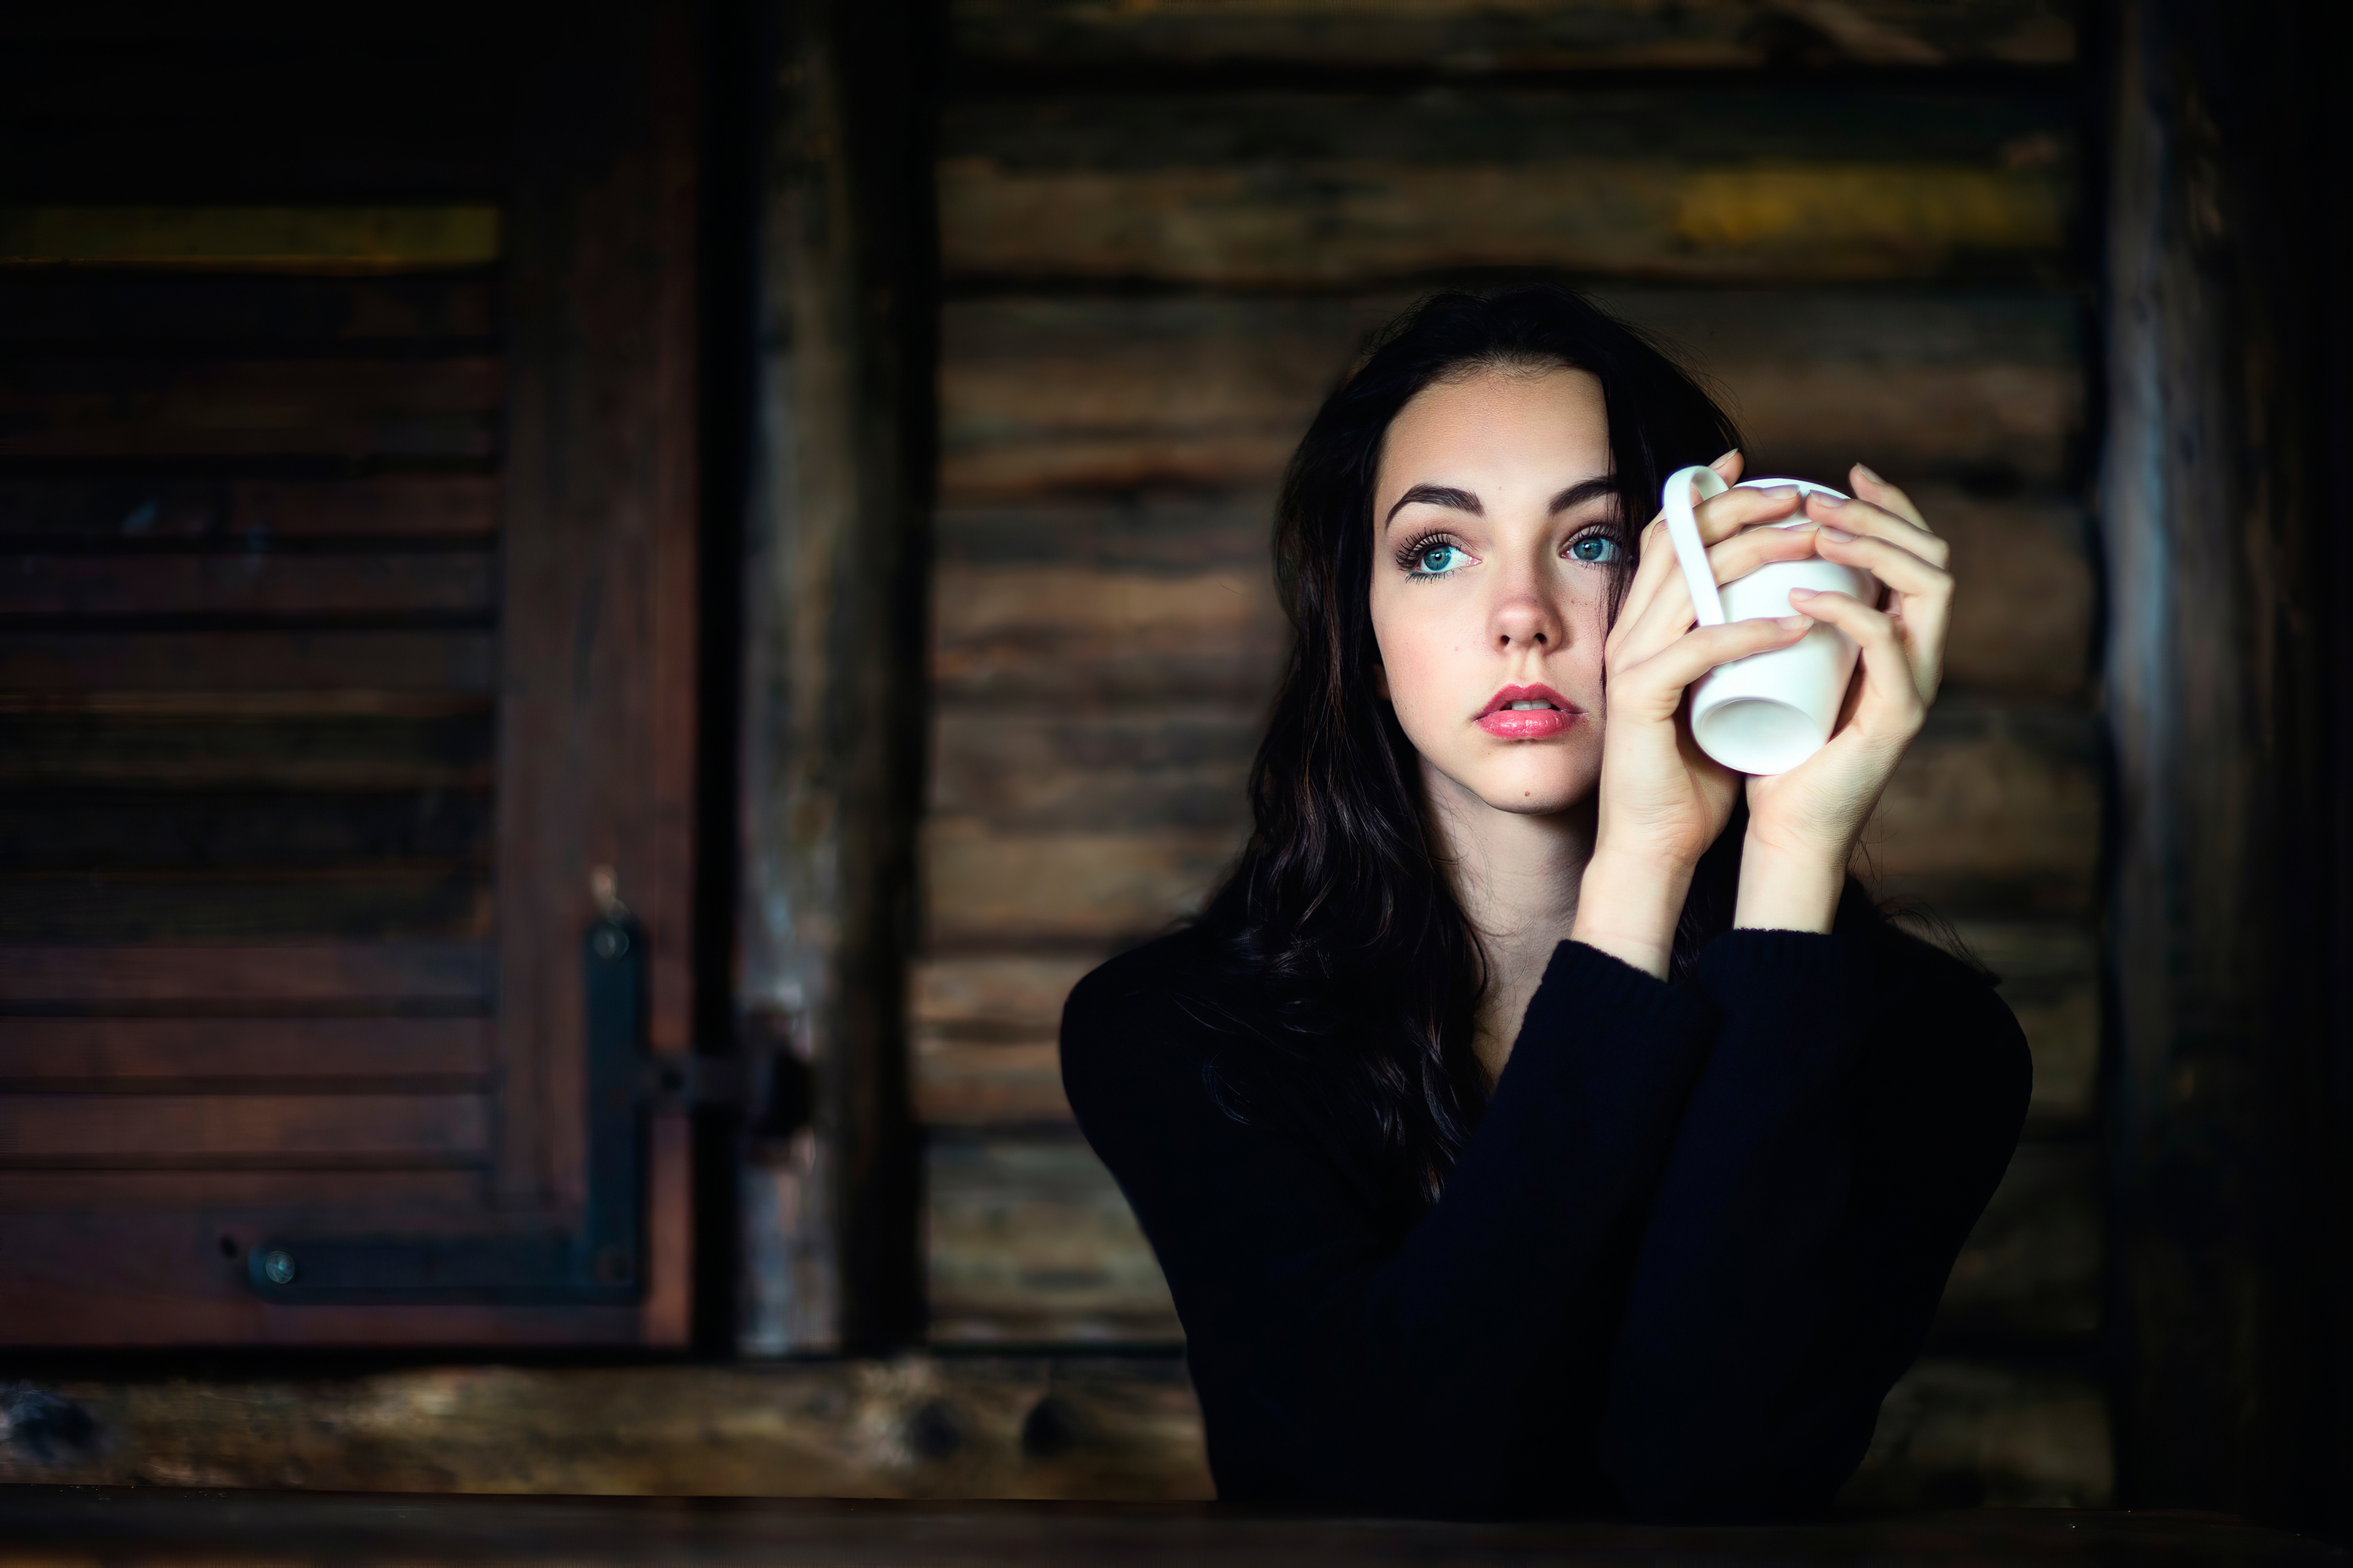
[{"xmin": 0, "ymin": 1, "xmax": 698, "ymax": 1346}]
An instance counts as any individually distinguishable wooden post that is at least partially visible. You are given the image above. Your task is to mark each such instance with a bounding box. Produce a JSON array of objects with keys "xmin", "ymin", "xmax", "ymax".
[
  {"xmin": 736, "ymin": 0, "xmax": 935, "ymax": 1352},
  {"xmin": 2101, "ymin": 0, "xmax": 2353, "ymax": 1530}
]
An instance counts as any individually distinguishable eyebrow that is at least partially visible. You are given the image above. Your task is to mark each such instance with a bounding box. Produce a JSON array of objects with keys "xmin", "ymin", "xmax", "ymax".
[
  {"xmin": 1384, "ymin": 485, "xmax": 1480, "ymax": 526},
  {"xmin": 1548, "ymin": 477, "xmax": 1618, "ymax": 515}
]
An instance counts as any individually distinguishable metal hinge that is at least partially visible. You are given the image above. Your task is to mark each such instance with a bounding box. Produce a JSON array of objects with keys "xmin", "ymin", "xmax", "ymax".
[{"xmin": 247, "ymin": 888, "xmax": 657, "ymax": 1306}]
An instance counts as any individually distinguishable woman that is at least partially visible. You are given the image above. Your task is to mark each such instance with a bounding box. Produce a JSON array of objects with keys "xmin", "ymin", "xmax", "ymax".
[{"xmin": 1059, "ymin": 285, "xmax": 2029, "ymax": 1520}]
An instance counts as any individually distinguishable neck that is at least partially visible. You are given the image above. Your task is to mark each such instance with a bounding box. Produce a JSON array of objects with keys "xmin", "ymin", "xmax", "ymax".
[{"xmin": 1418, "ymin": 760, "xmax": 1596, "ymax": 1083}]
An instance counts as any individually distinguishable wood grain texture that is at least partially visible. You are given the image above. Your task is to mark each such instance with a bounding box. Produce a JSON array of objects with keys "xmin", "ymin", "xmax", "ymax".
[
  {"xmin": 941, "ymin": 91, "xmax": 2072, "ymax": 287},
  {"xmin": 0, "ymin": 1017, "xmax": 493, "ymax": 1088},
  {"xmin": 1936, "ymin": 1138, "xmax": 2100, "ymax": 1342},
  {"xmin": 914, "ymin": 956, "xmax": 1094, "ymax": 1124},
  {"xmin": 0, "ymin": 477, "xmax": 499, "ymax": 541},
  {"xmin": 0, "ymin": 631, "xmax": 496, "ymax": 693},
  {"xmin": 933, "ymin": 562, "xmax": 1285, "ymax": 706},
  {"xmin": 493, "ymin": 0, "xmax": 700, "ymax": 1354},
  {"xmin": 0, "ymin": 1358, "xmax": 1212, "ymax": 1499},
  {"xmin": 0, "ymin": 551, "xmax": 495, "ymax": 619},
  {"xmin": 0, "ymin": 1093, "xmax": 490, "ymax": 1165},
  {"xmin": 0, "ymin": 709, "xmax": 491, "ymax": 790},
  {"xmin": 943, "ymin": 291, "xmax": 2085, "ymax": 499},
  {"xmin": 0, "ymin": 357, "xmax": 501, "ymax": 459},
  {"xmin": 0, "ymin": 869, "xmax": 490, "ymax": 942},
  {"xmin": 0, "ymin": 941, "xmax": 492, "ymax": 1006},
  {"xmin": 1841, "ymin": 1358, "xmax": 2112, "ymax": 1509},
  {"xmin": 926, "ymin": 822, "xmax": 1241, "ymax": 949},
  {"xmin": 1861, "ymin": 704, "xmax": 2099, "ymax": 914},
  {"xmin": 0, "ymin": 792, "xmax": 486, "ymax": 870},
  {"xmin": 928, "ymin": 1136, "xmax": 1182, "ymax": 1343},
  {"xmin": 931, "ymin": 707, "xmax": 1258, "ymax": 831},
  {"xmin": 953, "ymin": 0, "xmax": 2078, "ymax": 71}
]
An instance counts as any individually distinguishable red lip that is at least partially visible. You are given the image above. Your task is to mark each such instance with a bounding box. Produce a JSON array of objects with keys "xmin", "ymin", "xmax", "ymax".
[{"xmin": 1476, "ymin": 683, "xmax": 1584, "ymax": 740}]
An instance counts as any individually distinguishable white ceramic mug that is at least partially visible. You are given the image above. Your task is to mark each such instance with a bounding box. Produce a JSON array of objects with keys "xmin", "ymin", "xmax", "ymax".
[{"xmin": 1659, "ymin": 464, "xmax": 1877, "ymax": 776}]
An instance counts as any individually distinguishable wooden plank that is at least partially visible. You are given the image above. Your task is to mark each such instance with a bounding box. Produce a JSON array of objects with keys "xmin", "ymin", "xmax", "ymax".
[
  {"xmin": 926, "ymin": 822, "xmax": 1241, "ymax": 949},
  {"xmin": 1860, "ymin": 705, "xmax": 2100, "ymax": 914},
  {"xmin": 942, "ymin": 292, "xmax": 2084, "ymax": 499},
  {"xmin": 0, "ymin": 356, "xmax": 501, "ymax": 459},
  {"xmin": 0, "ymin": 792, "xmax": 487, "ymax": 870},
  {"xmin": 1935, "ymin": 1139, "xmax": 2101, "ymax": 1341},
  {"xmin": 0, "ymin": 942, "xmax": 492, "ymax": 1006},
  {"xmin": 933, "ymin": 563, "xmax": 1286, "ymax": 706},
  {"xmin": 0, "ymin": 275, "xmax": 496, "ymax": 345},
  {"xmin": 0, "ymin": 869, "xmax": 489, "ymax": 943},
  {"xmin": 938, "ymin": 496, "xmax": 1268, "ymax": 573},
  {"xmin": 0, "ymin": 1017, "xmax": 493, "ymax": 1088},
  {"xmin": 0, "ymin": 1167, "xmax": 494, "ymax": 1214},
  {"xmin": 953, "ymin": 0, "xmax": 2077, "ymax": 70},
  {"xmin": 0, "ymin": 1358, "xmax": 1213, "ymax": 1498},
  {"xmin": 0, "ymin": 710, "xmax": 491, "ymax": 790},
  {"xmin": 0, "ymin": 477, "xmax": 499, "ymax": 541},
  {"xmin": 0, "ymin": 205, "xmax": 501, "ymax": 270},
  {"xmin": 927, "ymin": 1135, "xmax": 1182, "ymax": 1343},
  {"xmin": 0, "ymin": 631, "xmax": 496, "ymax": 693},
  {"xmin": 1841, "ymin": 1358, "xmax": 2112, "ymax": 1509},
  {"xmin": 0, "ymin": 1093, "xmax": 490, "ymax": 1165},
  {"xmin": 941, "ymin": 91, "xmax": 2072, "ymax": 286},
  {"xmin": 1908, "ymin": 487, "xmax": 2093, "ymax": 697},
  {"xmin": 914, "ymin": 957, "xmax": 1097, "ymax": 1126},
  {"xmin": 0, "ymin": 551, "xmax": 495, "ymax": 618},
  {"xmin": 931, "ymin": 707, "xmax": 1257, "ymax": 831}
]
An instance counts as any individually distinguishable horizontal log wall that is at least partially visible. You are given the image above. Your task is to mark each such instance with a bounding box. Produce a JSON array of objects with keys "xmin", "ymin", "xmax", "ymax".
[{"xmin": 915, "ymin": 0, "xmax": 2106, "ymax": 1501}]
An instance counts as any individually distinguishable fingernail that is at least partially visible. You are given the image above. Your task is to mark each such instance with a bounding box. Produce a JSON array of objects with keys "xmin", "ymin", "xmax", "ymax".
[
  {"xmin": 1787, "ymin": 588, "xmax": 1816, "ymax": 599},
  {"xmin": 1819, "ymin": 525, "xmax": 1855, "ymax": 543},
  {"xmin": 1778, "ymin": 614, "xmax": 1811, "ymax": 630},
  {"xmin": 1855, "ymin": 463, "xmax": 1884, "ymax": 485},
  {"xmin": 1714, "ymin": 449, "xmax": 1740, "ymax": 464},
  {"xmin": 1813, "ymin": 492, "xmax": 1848, "ymax": 507}
]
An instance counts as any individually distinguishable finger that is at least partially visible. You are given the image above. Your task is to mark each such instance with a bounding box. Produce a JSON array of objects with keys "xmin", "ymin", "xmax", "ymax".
[
  {"xmin": 1620, "ymin": 615, "xmax": 1812, "ymax": 705},
  {"xmin": 1806, "ymin": 491, "xmax": 1947, "ymax": 569},
  {"xmin": 1847, "ymin": 464, "xmax": 1930, "ymax": 532},
  {"xmin": 1711, "ymin": 448, "xmax": 1745, "ymax": 485},
  {"xmin": 1790, "ymin": 588, "xmax": 1941, "ymax": 710},
  {"xmin": 1814, "ymin": 527, "xmax": 1952, "ymax": 600},
  {"xmin": 1705, "ymin": 519, "xmax": 1822, "ymax": 585},
  {"xmin": 1689, "ymin": 482, "xmax": 1808, "ymax": 545}
]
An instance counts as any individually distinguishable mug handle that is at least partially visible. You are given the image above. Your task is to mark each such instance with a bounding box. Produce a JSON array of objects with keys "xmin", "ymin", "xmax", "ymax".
[{"xmin": 1661, "ymin": 464, "xmax": 1729, "ymax": 627}]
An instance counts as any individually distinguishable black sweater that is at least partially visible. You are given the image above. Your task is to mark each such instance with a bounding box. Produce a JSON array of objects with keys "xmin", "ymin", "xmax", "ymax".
[{"xmin": 1059, "ymin": 917, "xmax": 2029, "ymax": 1520}]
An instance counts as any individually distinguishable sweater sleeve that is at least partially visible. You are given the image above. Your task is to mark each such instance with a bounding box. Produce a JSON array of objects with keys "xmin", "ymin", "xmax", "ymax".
[
  {"xmin": 1599, "ymin": 926, "xmax": 2031, "ymax": 1518},
  {"xmin": 1063, "ymin": 939, "xmax": 1717, "ymax": 1517}
]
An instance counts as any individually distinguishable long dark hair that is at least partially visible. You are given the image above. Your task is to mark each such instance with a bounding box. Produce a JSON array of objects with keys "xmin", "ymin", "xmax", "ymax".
[{"xmin": 1195, "ymin": 284, "xmax": 1749, "ymax": 1210}]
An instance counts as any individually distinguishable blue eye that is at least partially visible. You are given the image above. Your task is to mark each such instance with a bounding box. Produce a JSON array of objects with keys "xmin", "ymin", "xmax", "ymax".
[
  {"xmin": 1410, "ymin": 542, "xmax": 1464, "ymax": 576},
  {"xmin": 1567, "ymin": 534, "xmax": 1621, "ymax": 564}
]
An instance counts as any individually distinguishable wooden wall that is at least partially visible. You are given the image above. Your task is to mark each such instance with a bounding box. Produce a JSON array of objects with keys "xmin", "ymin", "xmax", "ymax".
[{"xmin": 905, "ymin": 0, "xmax": 2108, "ymax": 1505}]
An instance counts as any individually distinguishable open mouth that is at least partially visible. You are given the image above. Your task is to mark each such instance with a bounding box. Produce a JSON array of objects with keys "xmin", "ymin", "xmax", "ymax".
[{"xmin": 1476, "ymin": 684, "xmax": 1582, "ymax": 740}]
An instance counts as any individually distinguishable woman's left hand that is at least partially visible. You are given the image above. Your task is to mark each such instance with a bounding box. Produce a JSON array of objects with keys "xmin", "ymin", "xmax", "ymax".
[{"xmin": 1736, "ymin": 465, "xmax": 1953, "ymax": 933}]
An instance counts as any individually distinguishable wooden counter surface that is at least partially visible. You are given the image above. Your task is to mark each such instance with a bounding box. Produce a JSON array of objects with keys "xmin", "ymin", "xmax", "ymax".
[{"xmin": 0, "ymin": 1488, "xmax": 2340, "ymax": 1566}]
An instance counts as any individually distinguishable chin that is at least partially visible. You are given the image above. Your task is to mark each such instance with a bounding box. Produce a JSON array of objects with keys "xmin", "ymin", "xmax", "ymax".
[{"xmin": 1448, "ymin": 745, "xmax": 1599, "ymax": 817}]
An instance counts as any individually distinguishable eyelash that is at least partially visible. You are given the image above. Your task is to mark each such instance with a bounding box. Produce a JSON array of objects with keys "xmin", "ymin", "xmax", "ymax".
[{"xmin": 1392, "ymin": 527, "xmax": 1624, "ymax": 577}]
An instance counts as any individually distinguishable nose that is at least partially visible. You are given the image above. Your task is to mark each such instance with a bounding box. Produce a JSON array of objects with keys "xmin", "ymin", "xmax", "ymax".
[{"xmin": 1490, "ymin": 572, "xmax": 1564, "ymax": 651}]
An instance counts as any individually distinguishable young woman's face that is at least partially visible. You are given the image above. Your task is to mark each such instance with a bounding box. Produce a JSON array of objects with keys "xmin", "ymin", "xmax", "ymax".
[{"xmin": 1370, "ymin": 364, "xmax": 1621, "ymax": 819}]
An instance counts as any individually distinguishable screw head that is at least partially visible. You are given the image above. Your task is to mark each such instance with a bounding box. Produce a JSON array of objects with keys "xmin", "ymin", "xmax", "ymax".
[
  {"xmin": 261, "ymin": 1249, "xmax": 298, "ymax": 1286},
  {"xmin": 593, "ymin": 926, "xmax": 629, "ymax": 961}
]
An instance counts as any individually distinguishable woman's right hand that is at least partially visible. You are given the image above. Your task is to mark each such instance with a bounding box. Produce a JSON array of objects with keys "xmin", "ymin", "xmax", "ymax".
[{"xmin": 1569, "ymin": 451, "xmax": 1821, "ymax": 977}]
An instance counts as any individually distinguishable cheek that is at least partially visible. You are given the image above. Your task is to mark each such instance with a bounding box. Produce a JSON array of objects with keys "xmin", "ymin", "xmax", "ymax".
[{"xmin": 1369, "ymin": 588, "xmax": 1471, "ymax": 721}]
